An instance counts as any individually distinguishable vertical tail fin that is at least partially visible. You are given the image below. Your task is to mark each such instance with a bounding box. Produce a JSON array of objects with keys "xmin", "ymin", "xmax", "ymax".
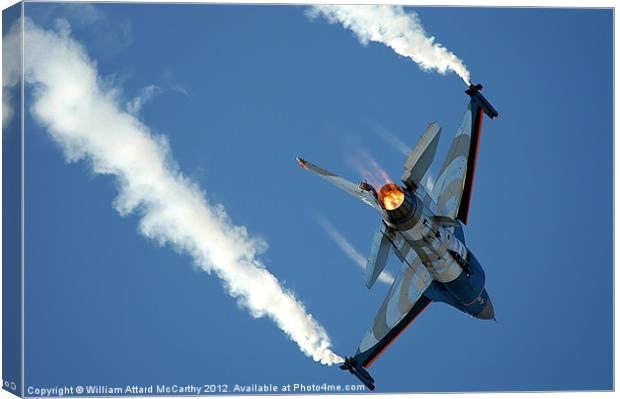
[{"xmin": 400, "ymin": 122, "xmax": 442, "ymax": 190}]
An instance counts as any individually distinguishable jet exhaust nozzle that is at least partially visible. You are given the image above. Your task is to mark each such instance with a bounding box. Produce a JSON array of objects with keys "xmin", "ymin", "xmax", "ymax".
[
  {"xmin": 378, "ymin": 183, "xmax": 405, "ymax": 211},
  {"xmin": 378, "ymin": 185, "xmax": 421, "ymax": 231}
]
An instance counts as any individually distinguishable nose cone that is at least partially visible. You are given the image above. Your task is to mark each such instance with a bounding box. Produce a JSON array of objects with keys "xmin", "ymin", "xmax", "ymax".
[{"xmin": 476, "ymin": 297, "xmax": 495, "ymax": 320}]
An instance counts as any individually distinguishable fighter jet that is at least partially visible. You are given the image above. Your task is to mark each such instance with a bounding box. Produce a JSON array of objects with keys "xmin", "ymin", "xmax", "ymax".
[{"xmin": 296, "ymin": 83, "xmax": 498, "ymax": 391}]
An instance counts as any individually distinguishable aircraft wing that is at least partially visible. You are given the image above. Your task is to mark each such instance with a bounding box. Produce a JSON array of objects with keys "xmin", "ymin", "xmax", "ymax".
[
  {"xmin": 431, "ymin": 84, "xmax": 498, "ymax": 224},
  {"xmin": 296, "ymin": 157, "xmax": 380, "ymax": 210},
  {"xmin": 352, "ymin": 251, "xmax": 433, "ymax": 368}
]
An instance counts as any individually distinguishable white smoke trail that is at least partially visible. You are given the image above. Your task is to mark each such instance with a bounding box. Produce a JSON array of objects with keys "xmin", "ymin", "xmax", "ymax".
[
  {"xmin": 2, "ymin": 19, "xmax": 21, "ymax": 129},
  {"xmin": 376, "ymin": 126, "xmax": 410, "ymax": 157},
  {"xmin": 17, "ymin": 19, "xmax": 343, "ymax": 365},
  {"xmin": 317, "ymin": 216, "xmax": 394, "ymax": 285},
  {"xmin": 127, "ymin": 84, "xmax": 160, "ymax": 115},
  {"xmin": 308, "ymin": 5, "xmax": 471, "ymax": 84}
]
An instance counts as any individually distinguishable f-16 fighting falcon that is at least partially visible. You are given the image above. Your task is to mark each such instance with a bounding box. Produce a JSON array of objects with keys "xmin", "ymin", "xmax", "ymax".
[{"xmin": 296, "ymin": 84, "xmax": 498, "ymax": 391}]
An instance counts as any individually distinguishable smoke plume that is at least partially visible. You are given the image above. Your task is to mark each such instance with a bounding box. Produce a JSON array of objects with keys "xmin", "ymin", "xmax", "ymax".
[
  {"xmin": 308, "ymin": 5, "xmax": 471, "ymax": 84},
  {"xmin": 16, "ymin": 19, "xmax": 342, "ymax": 365},
  {"xmin": 376, "ymin": 126, "xmax": 410, "ymax": 157},
  {"xmin": 317, "ymin": 216, "xmax": 394, "ymax": 285},
  {"xmin": 3, "ymin": 19, "xmax": 21, "ymax": 129},
  {"xmin": 127, "ymin": 84, "xmax": 160, "ymax": 115}
]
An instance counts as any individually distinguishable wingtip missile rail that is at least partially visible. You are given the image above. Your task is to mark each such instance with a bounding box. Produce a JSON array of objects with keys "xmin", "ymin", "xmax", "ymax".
[
  {"xmin": 339, "ymin": 357, "xmax": 375, "ymax": 391},
  {"xmin": 465, "ymin": 83, "xmax": 499, "ymax": 119}
]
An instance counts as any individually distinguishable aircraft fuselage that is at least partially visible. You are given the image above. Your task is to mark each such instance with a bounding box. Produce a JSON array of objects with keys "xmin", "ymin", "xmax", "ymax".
[{"xmin": 373, "ymin": 183, "xmax": 494, "ymax": 320}]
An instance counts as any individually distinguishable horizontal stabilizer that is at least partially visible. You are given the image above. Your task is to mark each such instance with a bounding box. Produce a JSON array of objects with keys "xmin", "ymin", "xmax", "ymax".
[
  {"xmin": 364, "ymin": 224, "xmax": 393, "ymax": 289},
  {"xmin": 296, "ymin": 157, "xmax": 380, "ymax": 210}
]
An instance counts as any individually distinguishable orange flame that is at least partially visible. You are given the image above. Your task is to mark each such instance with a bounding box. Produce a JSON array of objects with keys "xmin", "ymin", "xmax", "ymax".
[
  {"xmin": 378, "ymin": 183, "xmax": 404, "ymax": 210},
  {"xmin": 348, "ymin": 151, "xmax": 393, "ymax": 188}
]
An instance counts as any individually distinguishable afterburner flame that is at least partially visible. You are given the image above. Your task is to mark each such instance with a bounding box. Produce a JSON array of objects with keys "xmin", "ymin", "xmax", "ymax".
[{"xmin": 378, "ymin": 184, "xmax": 404, "ymax": 210}]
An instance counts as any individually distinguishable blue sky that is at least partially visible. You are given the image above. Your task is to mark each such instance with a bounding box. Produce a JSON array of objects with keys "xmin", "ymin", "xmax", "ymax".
[{"xmin": 12, "ymin": 3, "xmax": 612, "ymax": 393}]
